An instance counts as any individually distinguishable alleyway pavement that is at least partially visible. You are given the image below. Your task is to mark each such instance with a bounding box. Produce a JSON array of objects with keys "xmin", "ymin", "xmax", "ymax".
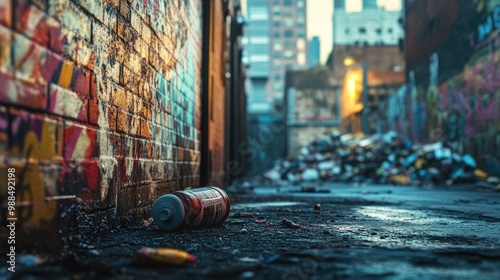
[{"xmin": 5, "ymin": 183, "xmax": 500, "ymax": 280}]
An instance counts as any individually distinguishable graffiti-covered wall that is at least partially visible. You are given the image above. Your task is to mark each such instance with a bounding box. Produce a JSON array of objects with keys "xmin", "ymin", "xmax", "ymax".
[
  {"xmin": 404, "ymin": 0, "xmax": 500, "ymax": 162},
  {"xmin": 0, "ymin": 0, "xmax": 202, "ymax": 250}
]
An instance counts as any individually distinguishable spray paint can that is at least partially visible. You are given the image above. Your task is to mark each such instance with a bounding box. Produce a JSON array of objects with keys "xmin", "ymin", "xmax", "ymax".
[{"xmin": 152, "ymin": 186, "xmax": 231, "ymax": 231}]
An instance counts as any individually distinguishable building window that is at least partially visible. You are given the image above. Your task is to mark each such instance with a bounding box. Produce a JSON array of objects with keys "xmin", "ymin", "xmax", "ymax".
[
  {"xmin": 284, "ymin": 11, "xmax": 292, "ymax": 17},
  {"xmin": 274, "ymin": 0, "xmax": 280, "ymax": 5},
  {"xmin": 274, "ymin": 52, "xmax": 282, "ymax": 59},
  {"xmin": 285, "ymin": 41, "xmax": 295, "ymax": 48},
  {"xmin": 285, "ymin": 19, "xmax": 294, "ymax": 27},
  {"xmin": 273, "ymin": 21, "xmax": 281, "ymax": 27},
  {"xmin": 297, "ymin": 0, "xmax": 304, "ymax": 7},
  {"xmin": 250, "ymin": 37, "xmax": 269, "ymax": 44},
  {"xmin": 272, "ymin": 7, "xmax": 281, "ymax": 15},
  {"xmin": 297, "ymin": 30, "xmax": 305, "ymax": 38},
  {"xmin": 273, "ymin": 43, "xmax": 283, "ymax": 51},
  {"xmin": 250, "ymin": 55, "xmax": 269, "ymax": 62},
  {"xmin": 388, "ymin": 28, "xmax": 393, "ymax": 34},
  {"xmin": 284, "ymin": 30, "xmax": 294, "ymax": 38},
  {"xmin": 284, "ymin": 50, "xmax": 294, "ymax": 58},
  {"xmin": 345, "ymin": 28, "xmax": 350, "ymax": 34},
  {"xmin": 376, "ymin": 28, "xmax": 382, "ymax": 35},
  {"xmin": 274, "ymin": 31, "xmax": 281, "ymax": 38},
  {"xmin": 274, "ymin": 75, "xmax": 282, "ymax": 81},
  {"xmin": 273, "ymin": 83, "xmax": 282, "ymax": 91},
  {"xmin": 284, "ymin": 0, "xmax": 293, "ymax": 6},
  {"xmin": 296, "ymin": 39, "xmax": 305, "ymax": 50},
  {"xmin": 359, "ymin": 27, "xmax": 366, "ymax": 34},
  {"xmin": 297, "ymin": 52, "xmax": 306, "ymax": 66},
  {"xmin": 249, "ymin": 7, "xmax": 268, "ymax": 20}
]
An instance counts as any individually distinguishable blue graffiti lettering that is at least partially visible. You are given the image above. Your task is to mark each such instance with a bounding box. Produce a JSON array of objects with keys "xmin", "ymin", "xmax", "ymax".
[
  {"xmin": 478, "ymin": 16, "xmax": 493, "ymax": 41},
  {"xmin": 494, "ymin": 6, "xmax": 500, "ymax": 29}
]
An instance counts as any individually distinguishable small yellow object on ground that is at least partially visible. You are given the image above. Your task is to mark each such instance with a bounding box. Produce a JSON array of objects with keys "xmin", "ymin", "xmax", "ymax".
[{"xmin": 135, "ymin": 248, "xmax": 197, "ymax": 266}]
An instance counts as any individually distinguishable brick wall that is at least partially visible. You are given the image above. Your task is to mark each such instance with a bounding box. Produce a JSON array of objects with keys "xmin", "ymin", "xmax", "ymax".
[
  {"xmin": 328, "ymin": 45, "xmax": 405, "ymax": 79},
  {"xmin": 206, "ymin": 0, "xmax": 226, "ymax": 186},
  {"xmin": 0, "ymin": 0, "xmax": 203, "ymax": 250},
  {"xmin": 285, "ymin": 69, "xmax": 341, "ymax": 155}
]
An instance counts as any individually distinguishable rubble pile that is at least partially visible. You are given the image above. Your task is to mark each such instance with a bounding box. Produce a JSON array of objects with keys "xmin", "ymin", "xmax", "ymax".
[{"xmin": 264, "ymin": 132, "xmax": 499, "ymax": 186}]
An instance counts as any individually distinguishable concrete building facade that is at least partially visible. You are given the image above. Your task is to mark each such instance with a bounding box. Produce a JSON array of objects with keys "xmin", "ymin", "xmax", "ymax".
[
  {"xmin": 333, "ymin": 0, "xmax": 403, "ymax": 46},
  {"xmin": 268, "ymin": 0, "xmax": 308, "ymax": 103},
  {"xmin": 244, "ymin": 0, "xmax": 271, "ymax": 113},
  {"xmin": 285, "ymin": 69, "xmax": 341, "ymax": 155},
  {"xmin": 243, "ymin": 0, "xmax": 308, "ymax": 176}
]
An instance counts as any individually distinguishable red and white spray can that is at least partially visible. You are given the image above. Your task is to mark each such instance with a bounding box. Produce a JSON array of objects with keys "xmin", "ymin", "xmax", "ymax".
[{"xmin": 152, "ymin": 187, "xmax": 231, "ymax": 231}]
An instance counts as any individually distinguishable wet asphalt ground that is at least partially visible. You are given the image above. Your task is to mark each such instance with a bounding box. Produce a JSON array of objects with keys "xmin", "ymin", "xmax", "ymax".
[{"xmin": 3, "ymin": 183, "xmax": 500, "ymax": 279}]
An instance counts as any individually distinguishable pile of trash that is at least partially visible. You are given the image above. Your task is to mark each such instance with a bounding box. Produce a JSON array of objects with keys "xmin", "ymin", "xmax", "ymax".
[{"xmin": 264, "ymin": 132, "xmax": 500, "ymax": 186}]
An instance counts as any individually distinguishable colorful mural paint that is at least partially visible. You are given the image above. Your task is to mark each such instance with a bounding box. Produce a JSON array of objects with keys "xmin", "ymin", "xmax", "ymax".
[
  {"xmin": 0, "ymin": 0, "xmax": 203, "ymax": 249},
  {"xmin": 398, "ymin": 0, "xmax": 500, "ymax": 162}
]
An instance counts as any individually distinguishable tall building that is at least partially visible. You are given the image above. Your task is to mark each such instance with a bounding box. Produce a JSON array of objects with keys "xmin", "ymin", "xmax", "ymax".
[
  {"xmin": 268, "ymin": 0, "xmax": 308, "ymax": 103},
  {"xmin": 333, "ymin": 0, "xmax": 403, "ymax": 45},
  {"xmin": 242, "ymin": 0, "xmax": 308, "ymax": 175},
  {"xmin": 244, "ymin": 0, "xmax": 272, "ymax": 113},
  {"xmin": 308, "ymin": 36, "xmax": 321, "ymax": 68}
]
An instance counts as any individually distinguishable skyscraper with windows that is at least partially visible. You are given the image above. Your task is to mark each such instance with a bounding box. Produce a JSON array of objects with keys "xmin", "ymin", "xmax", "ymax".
[
  {"xmin": 243, "ymin": 0, "xmax": 308, "ymax": 110},
  {"xmin": 242, "ymin": 0, "xmax": 308, "ymax": 175},
  {"xmin": 268, "ymin": 0, "xmax": 308, "ymax": 103},
  {"xmin": 244, "ymin": 0, "xmax": 271, "ymax": 113}
]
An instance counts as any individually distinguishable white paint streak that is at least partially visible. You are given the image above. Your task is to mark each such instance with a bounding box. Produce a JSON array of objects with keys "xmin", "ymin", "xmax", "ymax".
[{"xmin": 50, "ymin": 84, "xmax": 83, "ymax": 118}]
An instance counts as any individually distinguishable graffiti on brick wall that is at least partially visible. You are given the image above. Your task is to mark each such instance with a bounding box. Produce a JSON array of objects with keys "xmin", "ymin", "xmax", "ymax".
[
  {"xmin": 407, "ymin": 71, "xmax": 428, "ymax": 141},
  {"xmin": 470, "ymin": 1, "xmax": 500, "ymax": 45},
  {"xmin": 463, "ymin": 47, "xmax": 500, "ymax": 136},
  {"xmin": 386, "ymin": 85, "xmax": 407, "ymax": 135},
  {"xmin": 406, "ymin": 38, "xmax": 500, "ymax": 155},
  {"xmin": 7, "ymin": 112, "xmax": 62, "ymax": 228},
  {"xmin": 402, "ymin": 0, "xmax": 500, "ymax": 161},
  {"xmin": 0, "ymin": 0, "xmax": 203, "ymax": 243}
]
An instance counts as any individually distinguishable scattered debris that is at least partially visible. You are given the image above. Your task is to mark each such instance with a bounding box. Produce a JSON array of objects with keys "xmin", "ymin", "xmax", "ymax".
[
  {"xmin": 238, "ymin": 257, "xmax": 260, "ymax": 263},
  {"xmin": 135, "ymin": 248, "xmax": 196, "ymax": 266},
  {"xmin": 240, "ymin": 228, "xmax": 248, "ymax": 234},
  {"xmin": 255, "ymin": 219, "xmax": 268, "ymax": 224},
  {"xmin": 17, "ymin": 254, "xmax": 45, "ymax": 267},
  {"xmin": 262, "ymin": 254, "xmax": 302, "ymax": 264},
  {"xmin": 314, "ymin": 204, "xmax": 321, "ymax": 214},
  {"xmin": 281, "ymin": 218, "xmax": 301, "ymax": 229},
  {"xmin": 232, "ymin": 212, "xmax": 254, "ymax": 218},
  {"xmin": 301, "ymin": 186, "xmax": 331, "ymax": 193},
  {"xmin": 229, "ymin": 219, "xmax": 250, "ymax": 225},
  {"xmin": 264, "ymin": 131, "xmax": 492, "ymax": 186},
  {"xmin": 204, "ymin": 264, "xmax": 263, "ymax": 278}
]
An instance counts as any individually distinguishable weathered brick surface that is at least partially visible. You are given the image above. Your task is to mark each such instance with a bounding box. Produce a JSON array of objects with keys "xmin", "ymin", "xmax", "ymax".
[{"xmin": 0, "ymin": 0, "xmax": 203, "ymax": 249}]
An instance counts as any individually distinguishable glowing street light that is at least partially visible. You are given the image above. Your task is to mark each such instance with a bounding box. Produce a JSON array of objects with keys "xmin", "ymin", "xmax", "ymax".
[{"xmin": 343, "ymin": 57, "xmax": 356, "ymax": 67}]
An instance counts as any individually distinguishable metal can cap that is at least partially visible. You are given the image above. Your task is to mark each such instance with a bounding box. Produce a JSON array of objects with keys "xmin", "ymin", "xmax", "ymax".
[{"xmin": 152, "ymin": 194, "xmax": 185, "ymax": 231}]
